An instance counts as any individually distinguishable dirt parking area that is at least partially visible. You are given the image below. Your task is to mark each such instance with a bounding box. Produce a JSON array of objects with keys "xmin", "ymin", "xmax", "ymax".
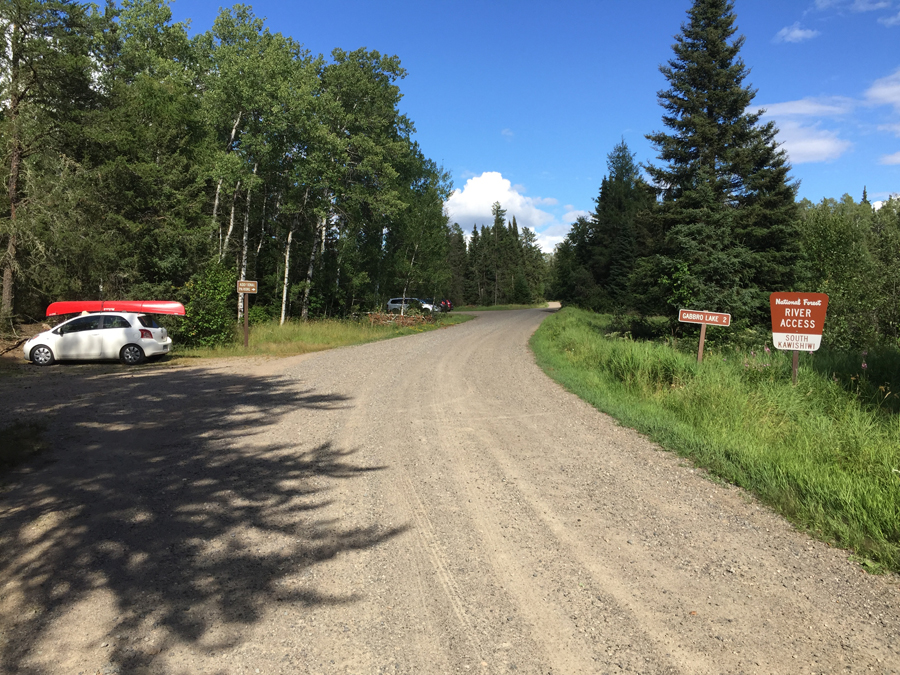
[{"xmin": 0, "ymin": 307, "xmax": 898, "ymax": 674}]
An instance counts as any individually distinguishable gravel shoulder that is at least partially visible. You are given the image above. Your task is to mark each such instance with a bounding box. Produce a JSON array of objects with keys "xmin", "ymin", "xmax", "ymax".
[{"xmin": 0, "ymin": 307, "xmax": 898, "ymax": 675}]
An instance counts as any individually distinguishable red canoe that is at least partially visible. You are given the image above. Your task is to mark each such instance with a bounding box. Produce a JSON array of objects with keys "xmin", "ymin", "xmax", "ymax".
[{"xmin": 46, "ymin": 300, "xmax": 186, "ymax": 317}]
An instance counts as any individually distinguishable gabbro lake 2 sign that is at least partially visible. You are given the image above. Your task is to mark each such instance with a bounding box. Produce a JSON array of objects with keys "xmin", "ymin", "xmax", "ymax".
[{"xmin": 770, "ymin": 292, "xmax": 829, "ymax": 352}]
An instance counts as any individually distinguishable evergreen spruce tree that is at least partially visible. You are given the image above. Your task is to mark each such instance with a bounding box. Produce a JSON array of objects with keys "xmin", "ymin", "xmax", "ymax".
[
  {"xmin": 593, "ymin": 140, "xmax": 654, "ymax": 309},
  {"xmin": 446, "ymin": 223, "xmax": 468, "ymax": 305},
  {"xmin": 465, "ymin": 225, "xmax": 483, "ymax": 304},
  {"xmin": 645, "ymin": 0, "xmax": 801, "ymax": 323}
]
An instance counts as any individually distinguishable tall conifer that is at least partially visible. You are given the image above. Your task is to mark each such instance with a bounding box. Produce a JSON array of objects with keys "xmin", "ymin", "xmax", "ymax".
[{"xmin": 645, "ymin": 0, "xmax": 801, "ymax": 322}]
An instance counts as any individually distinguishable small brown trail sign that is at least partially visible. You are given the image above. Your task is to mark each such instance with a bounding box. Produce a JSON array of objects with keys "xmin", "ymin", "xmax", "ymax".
[
  {"xmin": 769, "ymin": 292, "xmax": 829, "ymax": 384},
  {"xmin": 237, "ymin": 280, "xmax": 258, "ymax": 348},
  {"xmin": 678, "ymin": 309, "xmax": 732, "ymax": 363}
]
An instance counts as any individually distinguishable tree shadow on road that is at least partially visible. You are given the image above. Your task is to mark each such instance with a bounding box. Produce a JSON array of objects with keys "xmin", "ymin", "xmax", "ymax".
[{"xmin": 0, "ymin": 366, "xmax": 403, "ymax": 674}]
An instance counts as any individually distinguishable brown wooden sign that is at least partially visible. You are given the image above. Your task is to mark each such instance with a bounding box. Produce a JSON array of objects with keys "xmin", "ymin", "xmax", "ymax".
[
  {"xmin": 678, "ymin": 309, "xmax": 731, "ymax": 327},
  {"xmin": 770, "ymin": 292, "xmax": 828, "ymax": 352},
  {"xmin": 237, "ymin": 280, "xmax": 258, "ymax": 294},
  {"xmin": 678, "ymin": 308, "xmax": 732, "ymax": 363}
]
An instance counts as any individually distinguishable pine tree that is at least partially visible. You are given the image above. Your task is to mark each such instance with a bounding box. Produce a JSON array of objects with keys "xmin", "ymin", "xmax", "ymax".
[
  {"xmin": 645, "ymin": 0, "xmax": 801, "ymax": 322},
  {"xmin": 593, "ymin": 140, "xmax": 654, "ymax": 309}
]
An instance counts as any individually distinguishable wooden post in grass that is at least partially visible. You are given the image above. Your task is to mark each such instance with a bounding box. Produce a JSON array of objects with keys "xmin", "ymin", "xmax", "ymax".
[
  {"xmin": 697, "ymin": 323, "xmax": 707, "ymax": 363},
  {"xmin": 769, "ymin": 292, "xmax": 829, "ymax": 386},
  {"xmin": 237, "ymin": 280, "xmax": 258, "ymax": 349},
  {"xmin": 678, "ymin": 309, "xmax": 731, "ymax": 363}
]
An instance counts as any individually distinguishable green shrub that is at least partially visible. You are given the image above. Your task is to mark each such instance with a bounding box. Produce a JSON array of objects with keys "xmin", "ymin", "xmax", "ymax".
[
  {"xmin": 179, "ymin": 262, "xmax": 236, "ymax": 347},
  {"xmin": 247, "ymin": 303, "xmax": 273, "ymax": 325}
]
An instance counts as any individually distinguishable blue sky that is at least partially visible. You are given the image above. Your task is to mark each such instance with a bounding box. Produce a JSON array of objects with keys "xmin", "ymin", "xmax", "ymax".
[{"xmin": 169, "ymin": 0, "xmax": 900, "ymax": 250}]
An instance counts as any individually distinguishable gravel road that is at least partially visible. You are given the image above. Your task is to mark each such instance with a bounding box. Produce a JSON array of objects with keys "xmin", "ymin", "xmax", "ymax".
[{"xmin": 0, "ymin": 306, "xmax": 898, "ymax": 675}]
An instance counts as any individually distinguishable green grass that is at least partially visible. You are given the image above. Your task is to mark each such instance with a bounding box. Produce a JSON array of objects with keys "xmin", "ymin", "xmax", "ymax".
[
  {"xmin": 457, "ymin": 302, "xmax": 548, "ymax": 311},
  {"xmin": 531, "ymin": 307, "xmax": 900, "ymax": 572},
  {"xmin": 0, "ymin": 421, "xmax": 47, "ymax": 473},
  {"xmin": 173, "ymin": 313, "xmax": 473, "ymax": 360}
]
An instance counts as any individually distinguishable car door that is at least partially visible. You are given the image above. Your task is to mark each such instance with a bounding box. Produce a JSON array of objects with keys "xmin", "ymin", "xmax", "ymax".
[
  {"xmin": 100, "ymin": 314, "xmax": 133, "ymax": 359},
  {"xmin": 55, "ymin": 315, "xmax": 103, "ymax": 359}
]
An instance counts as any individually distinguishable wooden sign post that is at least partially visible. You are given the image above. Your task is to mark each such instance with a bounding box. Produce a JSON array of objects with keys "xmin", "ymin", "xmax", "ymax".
[
  {"xmin": 237, "ymin": 280, "xmax": 258, "ymax": 349},
  {"xmin": 678, "ymin": 309, "xmax": 732, "ymax": 363},
  {"xmin": 769, "ymin": 292, "xmax": 829, "ymax": 384}
]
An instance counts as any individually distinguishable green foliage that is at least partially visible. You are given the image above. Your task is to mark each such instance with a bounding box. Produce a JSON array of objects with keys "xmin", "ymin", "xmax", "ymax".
[
  {"xmin": 512, "ymin": 271, "xmax": 532, "ymax": 304},
  {"xmin": 797, "ymin": 196, "xmax": 900, "ymax": 349},
  {"xmin": 1, "ymin": 0, "xmax": 467, "ymax": 328},
  {"xmin": 532, "ymin": 307, "xmax": 900, "ymax": 571},
  {"xmin": 247, "ymin": 303, "xmax": 273, "ymax": 325},
  {"xmin": 456, "ymin": 206, "xmax": 548, "ymax": 307},
  {"xmin": 551, "ymin": 141, "xmax": 654, "ymax": 312},
  {"xmin": 180, "ymin": 262, "xmax": 237, "ymax": 347}
]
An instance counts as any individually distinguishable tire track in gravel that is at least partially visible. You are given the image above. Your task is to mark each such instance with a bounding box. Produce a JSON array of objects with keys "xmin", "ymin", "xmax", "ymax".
[{"xmin": 299, "ymin": 305, "xmax": 899, "ymax": 674}]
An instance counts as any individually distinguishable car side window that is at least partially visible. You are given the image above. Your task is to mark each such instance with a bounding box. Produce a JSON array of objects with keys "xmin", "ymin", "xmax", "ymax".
[
  {"xmin": 103, "ymin": 315, "xmax": 131, "ymax": 329},
  {"xmin": 137, "ymin": 315, "xmax": 159, "ymax": 328},
  {"xmin": 62, "ymin": 316, "xmax": 101, "ymax": 334}
]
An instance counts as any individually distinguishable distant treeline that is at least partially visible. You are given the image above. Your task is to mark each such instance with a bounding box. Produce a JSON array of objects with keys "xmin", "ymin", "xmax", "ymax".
[
  {"xmin": 0, "ymin": 0, "xmax": 550, "ymax": 340},
  {"xmin": 550, "ymin": 0, "xmax": 899, "ymax": 350}
]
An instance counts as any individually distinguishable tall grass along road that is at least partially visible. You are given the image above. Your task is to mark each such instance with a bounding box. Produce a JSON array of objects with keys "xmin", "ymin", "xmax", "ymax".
[{"xmin": 1, "ymin": 308, "xmax": 898, "ymax": 673}]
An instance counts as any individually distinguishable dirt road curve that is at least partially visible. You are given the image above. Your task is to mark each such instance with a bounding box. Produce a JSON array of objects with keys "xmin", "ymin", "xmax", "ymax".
[{"xmin": 1, "ymin": 307, "xmax": 898, "ymax": 675}]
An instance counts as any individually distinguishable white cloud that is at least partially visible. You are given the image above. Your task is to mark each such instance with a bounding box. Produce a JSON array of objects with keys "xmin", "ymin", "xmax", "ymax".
[
  {"xmin": 851, "ymin": 0, "xmax": 890, "ymax": 10},
  {"xmin": 501, "ymin": 128, "xmax": 514, "ymax": 139},
  {"xmin": 533, "ymin": 224, "xmax": 573, "ymax": 253},
  {"xmin": 865, "ymin": 68, "xmax": 900, "ymax": 109},
  {"xmin": 873, "ymin": 194, "xmax": 900, "ymax": 208},
  {"xmin": 444, "ymin": 172, "xmax": 587, "ymax": 252},
  {"xmin": 445, "ymin": 171, "xmax": 553, "ymax": 228},
  {"xmin": 774, "ymin": 22, "xmax": 820, "ymax": 43},
  {"xmin": 879, "ymin": 123, "xmax": 900, "ymax": 135},
  {"xmin": 760, "ymin": 97, "xmax": 854, "ymax": 163},
  {"xmin": 815, "ymin": 0, "xmax": 889, "ymax": 9},
  {"xmin": 880, "ymin": 10, "xmax": 900, "ymax": 25},
  {"xmin": 532, "ymin": 196, "xmax": 559, "ymax": 206},
  {"xmin": 759, "ymin": 97, "xmax": 855, "ymax": 117},
  {"xmin": 880, "ymin": 151, "xmax": 900, "ymax": 164},
  {"xmin": 772, "ymin": 120, "xmax": 853, "ymax": 163},
  {"xmin": 564, "ymin": 209, "xmax": 590, "ymax": 223}
]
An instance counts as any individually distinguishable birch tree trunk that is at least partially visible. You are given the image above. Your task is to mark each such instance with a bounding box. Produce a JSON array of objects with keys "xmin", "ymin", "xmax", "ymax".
[
  {"xmin": 280, "ymin": 223, "xmax": 293, "ymax": 325},
  {"xmin": 258, "ymin": 191, "xmax": 280, "ymax": 256},
  {"xmin": 300, "ymin": 216, "xmax": 325, "ymax": 322},
  {"xmin": 220, "ymin": 180, "xmax": 241, "ymax": 261},
  {"xmin": 237, "ymin": 164, "xmax": 257, "ymax": 321},
  {"xmin": 211, "ymin": 111, "xmax": 242, "ymax": 248}
]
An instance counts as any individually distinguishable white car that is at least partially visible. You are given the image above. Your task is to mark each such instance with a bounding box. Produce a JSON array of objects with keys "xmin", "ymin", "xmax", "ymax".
[
  {"xmin": 386, "ymin": 297, "xmax": 438, "ymax": 314},
  {"xmin": 23, "ymin": 312, "xmax": 173, "ymax": 366}
]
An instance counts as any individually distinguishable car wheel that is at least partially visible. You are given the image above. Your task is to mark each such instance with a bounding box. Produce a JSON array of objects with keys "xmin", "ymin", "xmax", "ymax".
[
  {"xmin": 120, "ymin": 344, "xmax": 145, "ymax": 366},
  {"xmin": 30, "ymin": 345, "xmax": 55, "ymax": 366}
]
